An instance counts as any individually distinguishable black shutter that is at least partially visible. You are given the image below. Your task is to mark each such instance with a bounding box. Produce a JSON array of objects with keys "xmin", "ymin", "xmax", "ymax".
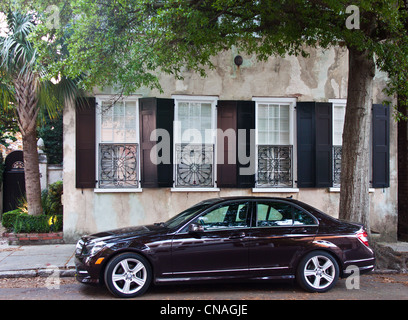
[
  {"xmin": 297, "ymin": 101, "xmax": 333, "ymax": 188},
  {"xmin": 139, "ymin": 97, "xmax": 174, "ymax": 188},
  {"xmin": 156, "ymin": 98, "xmax": 174, "ymax": 187},
  {"xmin": 297, "ymin": 102, "xmax": 315, "ymax": 187},
  {"xmin": 76, "ymin": 97, "xmax": 96, "ymax": 188},
  {"xmin": 139, "ymin": 98, "xmax": 158, "ymax": 187},
  {"xmin": 237, "ymin": 101, "xmax": 255, "ymax": 188},
  {"xmin": 315, "ymin": 102, "xmax": 333, "ymax": 187},
  {"xmin": 372, "ymin": 103, "xmax": 390, "ymax": 188},
  {"xmin": 217, "ymin": 101, "xmax": 238, "ymax": 187}
]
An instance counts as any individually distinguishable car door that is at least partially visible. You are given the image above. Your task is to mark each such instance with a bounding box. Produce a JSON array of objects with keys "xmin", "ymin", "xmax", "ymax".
[
  {"xmin": 248, "ymin": 200, "xmax": 318, "ymax": 277},
  {"xmin": 170, "ymin": 201, "xmax": 252, "ymax": 279}
]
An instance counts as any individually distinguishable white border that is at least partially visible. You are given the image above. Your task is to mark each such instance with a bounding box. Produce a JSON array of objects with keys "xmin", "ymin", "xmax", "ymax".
[
  {"xmin": 94, "ymin": 94, "xmax": 142, "ymax": 192},
  {"xmin": 252, "ymin": 97, "xmax": 297, "ymax": 192},
  {"xmin": 172, "ymin": 95, "xmax": 219, "ymax": 191}
]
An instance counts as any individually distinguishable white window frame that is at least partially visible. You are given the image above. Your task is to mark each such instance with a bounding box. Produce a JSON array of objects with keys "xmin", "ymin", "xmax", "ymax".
[
  {"xmin": 328, "ymin": 99, "xmax": 374, "ymax": 193},
  {"xmin": 330, "ymin": 99, "xmax": 346, "ymax": 190},
  {"xmin": 171, "ymin": 95, "xmax": 219, "ymax": 191},
  {"xmin": 252, "ymin": 97, "xmax": 298, "ymax": 193},
  {"xmin": 94, "ymin": 95, "xmax": 142, "ymax": 193}
]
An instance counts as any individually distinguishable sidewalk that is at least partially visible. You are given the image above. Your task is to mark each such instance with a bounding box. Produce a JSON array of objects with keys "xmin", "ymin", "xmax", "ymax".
[{"xmin": 0, "ymin": 238, "xmax": 76, "ymax": 278}]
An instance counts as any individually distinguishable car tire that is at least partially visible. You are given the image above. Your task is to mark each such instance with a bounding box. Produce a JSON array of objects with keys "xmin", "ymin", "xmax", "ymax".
[
  {"xmin": 296, "ymin": 250, "xmax": 339, "ymax": 293},
  {"xmin": 104, "ymin": 252, "xmax": 152, "ymax": 298}
]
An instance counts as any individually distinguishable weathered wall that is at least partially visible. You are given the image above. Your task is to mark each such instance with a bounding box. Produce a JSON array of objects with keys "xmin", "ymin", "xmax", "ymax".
[{"xmin": 63, "ymin": 47, "xmax": 397, "ymax": 243}]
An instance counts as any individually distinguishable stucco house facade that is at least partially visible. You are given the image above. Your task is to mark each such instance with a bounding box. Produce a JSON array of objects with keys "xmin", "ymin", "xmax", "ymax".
[{"xmin": 62, "ymin": 46, "xmax": 397, "ymax": 243}]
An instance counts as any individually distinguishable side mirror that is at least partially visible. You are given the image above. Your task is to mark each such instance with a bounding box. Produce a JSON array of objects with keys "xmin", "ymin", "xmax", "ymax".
[{"xmin": 188, "ymin": 223, "xmax": 204, "ymax": 233}]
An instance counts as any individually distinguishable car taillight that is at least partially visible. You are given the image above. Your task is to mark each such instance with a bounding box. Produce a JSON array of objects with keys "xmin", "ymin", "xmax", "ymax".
[{"xmin": 356, "ymin": 229, "xmax": 369, "ymax": 247}]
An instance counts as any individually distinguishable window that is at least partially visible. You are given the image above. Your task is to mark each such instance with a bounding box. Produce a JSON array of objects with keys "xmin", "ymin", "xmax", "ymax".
[
  {"xmin": 254, "ymin": 98, "xmax": 296, "ymax": 188},
  {"xmin": 173, "ymin": 96, "xmax": 217, "ymax": 188},
  {"xmin": 293, "ymin": 208, "xmax": 316, "ymax": 225},
  {"xmin": 96, "ymin": 96, "xmax": 140, "ymax": 189},
  {"xmin": 330, "ymin": 99, "xmax": 346, "ymax": 187},
  {"xmin": 193, "ymin": 202, "xmax": 250, "ymax": 230},
  {"xmin": 256, "ymin": 202, "xmax": 293, "ymax": 227},
  {"xmin": 256, "ymin": 201, "xmax": 316, "ymax": 227}
]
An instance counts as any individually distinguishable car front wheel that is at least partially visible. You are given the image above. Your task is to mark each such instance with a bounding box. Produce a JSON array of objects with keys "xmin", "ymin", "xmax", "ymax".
[
  {"xmin": 296, "ymin": 251, "xmax": 339, "ymax": 293},
  {"xmin": 104, "ymin": 252, "xmax": 152, "ymax": 298}
]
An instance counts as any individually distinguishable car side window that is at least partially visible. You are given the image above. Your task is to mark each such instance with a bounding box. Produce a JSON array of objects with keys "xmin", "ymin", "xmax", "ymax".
[
  {"xmin": 194, "ymin": 202, "xmax": 249, "ymax": 231},
  {"xmin": 256, "ymin": 202, "xmax": 293, "ymax": 227},
  {"xmin": 293, "ymin": 208, "xmax": 316, "ymax": 225}
]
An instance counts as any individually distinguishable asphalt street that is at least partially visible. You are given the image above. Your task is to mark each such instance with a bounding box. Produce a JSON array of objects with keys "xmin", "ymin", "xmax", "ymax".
[{"xmin": 0, "ymin": 273, "xmax": 407, "ymax": 300}]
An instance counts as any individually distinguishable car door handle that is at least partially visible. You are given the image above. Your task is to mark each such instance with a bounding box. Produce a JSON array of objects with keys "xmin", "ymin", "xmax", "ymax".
[
  {"xmin": 229, "ymin": 232, "xmax": 246, "ymax": 239},
  {"xmin": 291, "ymin": 228, "xmax": 308, "ymax": 234}
]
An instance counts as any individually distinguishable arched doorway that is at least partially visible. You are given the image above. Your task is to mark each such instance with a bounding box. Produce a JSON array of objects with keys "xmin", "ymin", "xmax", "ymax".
[{"xmin": 3, "ymin": 150, "xmax": 25, "ymax": 213}]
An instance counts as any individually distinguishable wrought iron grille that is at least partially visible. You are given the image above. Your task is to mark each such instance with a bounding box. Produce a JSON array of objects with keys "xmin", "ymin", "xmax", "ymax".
[
  {"xmin": 175, "ymin": 144, "xmax": 214, "ymax": 187},
  {"xmin": 333, "ymin": 145, "xmax": 342, "ymax": 187},
  {"xmin": 99, "ymin": 143, "xmax": 139, "ymax": 188},
  {"xmin": 256, "ymin": 145, "xmax": 293, "ymax": 187}
]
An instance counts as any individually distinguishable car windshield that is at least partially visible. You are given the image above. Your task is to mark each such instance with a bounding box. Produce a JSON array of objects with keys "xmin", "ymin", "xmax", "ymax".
[{"xmin": 164, "ymin": 203, "xmax": 210, "ymax": 229}]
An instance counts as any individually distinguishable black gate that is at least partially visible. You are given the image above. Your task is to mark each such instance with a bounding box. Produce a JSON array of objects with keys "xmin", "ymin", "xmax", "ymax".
[{"xmin": 3, "ymin": 150, "xmax": 25, "ymax": 213}]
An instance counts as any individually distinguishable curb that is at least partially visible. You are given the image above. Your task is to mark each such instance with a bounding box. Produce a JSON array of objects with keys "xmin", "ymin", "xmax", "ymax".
[{"xmin": 0, "ymin": 267, "xmax": 76, "ymax": 279}]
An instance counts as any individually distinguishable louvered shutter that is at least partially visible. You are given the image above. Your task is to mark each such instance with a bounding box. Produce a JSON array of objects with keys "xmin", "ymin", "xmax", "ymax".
[
  {"xmin": 139, "ymin": 98, "xmax": 174, "ymax": 187},
  {"xmin": 237, "ymin": 101, "xmax": 255, "ymax": 188},
  {"xmin": 297, "ymin": 102, "xmax": 333, "ymax": 187},
  {"xmin": 217, "ymin": 101, "xmax": 238, "ymax": 187},
  {"xmin": 75, "ymin": 97, "xmax": 96, "ymax": 188},
  {"xmin": 372, "ymin": 104, "xmax": 390, "ymax": 188}
]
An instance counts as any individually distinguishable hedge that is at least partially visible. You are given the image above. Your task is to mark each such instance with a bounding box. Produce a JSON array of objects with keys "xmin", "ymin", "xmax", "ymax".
[
  {"xmin": 2, "ymin": 211, "xmax": 62, "ymax": 233},
  {"xmin": 2, "ymin": 209, "xmax": 21, "ymax": 231}
]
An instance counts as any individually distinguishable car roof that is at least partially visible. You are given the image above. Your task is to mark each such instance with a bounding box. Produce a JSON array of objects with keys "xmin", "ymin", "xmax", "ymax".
[{"xmin": 203, "ymin": 196, "xmax": 298, "ymax": 203}]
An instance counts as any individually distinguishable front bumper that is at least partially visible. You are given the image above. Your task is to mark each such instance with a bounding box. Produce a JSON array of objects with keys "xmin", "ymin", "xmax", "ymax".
[{"xmin": 75, "ymin": 255, "xmax": 103, "ymax": 284}]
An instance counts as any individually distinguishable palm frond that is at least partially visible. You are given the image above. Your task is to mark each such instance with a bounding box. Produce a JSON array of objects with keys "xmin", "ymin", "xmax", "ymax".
[
  {"xmin": 0, "ymin": 10, "xmax": 36, "ymax": 76},
  {"xmin": 0, "ymin": 80, "xmax": 15, "ymax": 110},
  {"xmin": 2, "ymin": 10, "xmax": 83, "ymax": 126}
]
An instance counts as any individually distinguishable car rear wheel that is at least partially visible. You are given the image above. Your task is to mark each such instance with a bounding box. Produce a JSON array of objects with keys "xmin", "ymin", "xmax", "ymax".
[
  {"xmin": 104, "ymin": 252, "xmax": 152, "ymax": 298},
  {"xmin": 296, "ymin": 251, "xmax": 339, "ymax": 293}
]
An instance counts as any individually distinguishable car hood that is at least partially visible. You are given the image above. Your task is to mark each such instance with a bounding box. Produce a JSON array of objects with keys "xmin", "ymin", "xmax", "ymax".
[{"xmin": 82, "ymin": 224, "xmax": 166, "ymax": 243}]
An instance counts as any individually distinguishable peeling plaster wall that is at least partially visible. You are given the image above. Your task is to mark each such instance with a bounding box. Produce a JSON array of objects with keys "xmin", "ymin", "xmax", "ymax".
[{"xmin": 63, "ymin": 47, "xmax": 397, "ymax": 242}]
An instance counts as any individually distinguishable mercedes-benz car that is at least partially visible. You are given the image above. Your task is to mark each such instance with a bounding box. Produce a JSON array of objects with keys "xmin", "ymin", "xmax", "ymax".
[{"xmin": 74, "ymin": 197, "xmax": 375, "ymax": 298}]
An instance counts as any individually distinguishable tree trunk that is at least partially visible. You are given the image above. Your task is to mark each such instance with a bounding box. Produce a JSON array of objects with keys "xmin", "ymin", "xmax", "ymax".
[
  {"xmin": 339, "ymin": 47, "xmax": 376, "ymax": 233},
  {"xmin": 13, "ymin": 72, "xmax": 42, "ymax": 216},
  {"xmin": 22, "ymin": 130, "xmax": 43, "ymax": 216}
]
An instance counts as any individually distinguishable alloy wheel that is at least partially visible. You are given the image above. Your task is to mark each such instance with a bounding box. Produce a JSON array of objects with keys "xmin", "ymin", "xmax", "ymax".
[
  {"xmin": 111, "ymin": 258, "xmax": 147, "ymax": 295},
  {"xmin": 303, "ymin": 255, "xmax": 336, "ymax": 290}
]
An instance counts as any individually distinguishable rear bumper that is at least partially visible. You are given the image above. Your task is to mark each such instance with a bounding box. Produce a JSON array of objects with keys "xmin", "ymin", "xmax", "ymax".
[{"xmin": 342, "ymin": 256, "xmax": 375, "ymax": 277}]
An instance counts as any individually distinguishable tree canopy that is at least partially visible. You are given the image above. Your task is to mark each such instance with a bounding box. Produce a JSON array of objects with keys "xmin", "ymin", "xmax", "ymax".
[
  {"xmin": 3, "ymin": 0, "xmax": 408, "ymax": 226},
  {"xmin": 12, "ymin": 0, "xmax": 407, "ymax": 103},
  {"xmin": 0, "ymin": 8, "xmax": 80, "ymax": 215}
]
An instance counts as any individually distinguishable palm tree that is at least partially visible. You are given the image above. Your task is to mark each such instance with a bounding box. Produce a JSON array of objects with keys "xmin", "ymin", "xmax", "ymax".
[{"xmin": 0, "ymin": 11, "xmax": 78, "ymax": 216}]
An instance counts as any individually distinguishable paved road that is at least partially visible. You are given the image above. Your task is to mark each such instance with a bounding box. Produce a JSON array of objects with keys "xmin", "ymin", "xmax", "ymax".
[{"xmin": 0, "ymin": 274, "xmax": 407, "ymax": 300}]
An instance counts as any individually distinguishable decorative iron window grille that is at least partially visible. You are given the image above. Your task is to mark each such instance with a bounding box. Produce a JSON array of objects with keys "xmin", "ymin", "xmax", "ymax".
[
  {"xmin": 256, "ymin": 145, "xmax": 293, "ymax": 187},
  {"xmin": 333, "ymin": 145, "xmax": 342, "ymax": 187},
  {"xmin": 99, "ymin": 143, "xmax": 139, "ymax": 188},
  {"xmin": 175, "ymin": 144, "xmax": 214, "ymax": 187}
]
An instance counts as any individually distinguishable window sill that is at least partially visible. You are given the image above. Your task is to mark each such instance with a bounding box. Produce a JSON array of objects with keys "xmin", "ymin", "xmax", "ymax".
[
  {"xmin": 252, "ymin": 188, "xmax": 299, "ymax": 193},
  {"xmin": 328, "ymin": 187, "xmax": 375, "ymax": 193},
  {"xmin": 171, "ymin": 187, "xmax": 220, "ymax": 192},
  {"xmin": 94, "ymin": 188, "xmax": 143, "ymax": 193}
]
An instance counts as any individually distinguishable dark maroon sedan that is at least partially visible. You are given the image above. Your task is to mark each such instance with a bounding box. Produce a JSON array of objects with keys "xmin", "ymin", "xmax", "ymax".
[{"xmin": 75, "ymin": 197, "xmax": 375, "ymax": 298}]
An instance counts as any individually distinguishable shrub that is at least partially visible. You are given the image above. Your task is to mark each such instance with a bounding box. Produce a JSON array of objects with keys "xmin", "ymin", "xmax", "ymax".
[
  {"xmin": 13, "ymin": 214, "xmax": 63, "ymax": 233},
  {"xmin": 2, "ymin": 181, "xmax": 63, "ymax": 233},
  {"xmin": 42, "ymin": 181, "xmax": 63, "ymax": 215},
  {"xmin": 2, "ymin": 210, "xmax": 62, "ymax": 233},
  {"xmin": 2, "ymin": 209, "xmax": 23, "ymax": 231}
]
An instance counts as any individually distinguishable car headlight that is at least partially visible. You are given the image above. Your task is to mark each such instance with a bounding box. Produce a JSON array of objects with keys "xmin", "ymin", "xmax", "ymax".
[{"xmin": 86, "ymin": 240, "xmax": 107, "ymax": 256}]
